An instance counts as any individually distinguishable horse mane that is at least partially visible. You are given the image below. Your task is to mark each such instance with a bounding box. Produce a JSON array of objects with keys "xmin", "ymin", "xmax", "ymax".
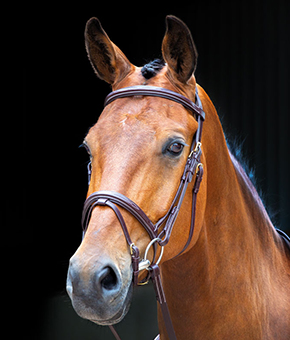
[
  {"xmin": 141, "ymin": 58, "xmax": 165, "ymax": 79},
  {"xmin": 226, "ymin": 138, "xmax": 257, "ymax": 188},
  {"xmin": 226, "ymin": 137, "xmax": 278, "ymax": 225}
]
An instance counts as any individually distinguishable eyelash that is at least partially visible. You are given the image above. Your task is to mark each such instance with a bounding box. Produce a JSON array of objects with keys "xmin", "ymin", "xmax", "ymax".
[{"xmin": 80, "ymin": 142, "xmax": 92, "ymax": 157}]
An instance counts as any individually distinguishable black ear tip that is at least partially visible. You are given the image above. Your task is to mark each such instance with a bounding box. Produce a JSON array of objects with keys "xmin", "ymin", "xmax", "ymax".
[
  {"xmin": 165, "ymin": 15, "xmax": 187, "ymax": 29},
  {"xmin": 87, "ymin": 17, "xmax": 101, "ymax": 26},
  {"xmin": 85, "ymin": 17, "xmax": 103, "ymax": 36},
  {"xmin": 166, "ymin": 15, "xmax": 181, "ymax": 22}
]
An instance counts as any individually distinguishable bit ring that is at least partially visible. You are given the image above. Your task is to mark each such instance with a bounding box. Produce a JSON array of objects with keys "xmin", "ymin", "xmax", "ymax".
[{"xmin": 144, "ymin": 238, "xmax": 164, "ymax": 267}]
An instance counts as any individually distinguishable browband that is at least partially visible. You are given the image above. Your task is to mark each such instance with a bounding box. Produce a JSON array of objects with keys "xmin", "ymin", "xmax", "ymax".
[{"xmin": 104, "ymin": 85, "xmax": 205, "ymax": 121}]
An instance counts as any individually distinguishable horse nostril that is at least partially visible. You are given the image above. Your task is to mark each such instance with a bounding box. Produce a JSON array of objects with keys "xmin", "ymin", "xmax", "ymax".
[{"xmin": 100, "ymin": 266, "xmax": 118, "ymax": 291}]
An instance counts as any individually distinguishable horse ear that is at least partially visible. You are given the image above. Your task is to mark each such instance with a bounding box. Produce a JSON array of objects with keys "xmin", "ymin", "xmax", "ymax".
[
  {"xmin": 162, "ymin": 16, "xmax": 198, "ymax": 84},
  {"xmin": 85, "ymin": 17, "xmax": 133, "ymax": 85}
]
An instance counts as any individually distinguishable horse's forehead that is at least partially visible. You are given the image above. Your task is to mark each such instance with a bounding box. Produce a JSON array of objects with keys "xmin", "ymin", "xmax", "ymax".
[{"xmin": 98, "ymin": 95, "xmax": 193, "ymax": 133}]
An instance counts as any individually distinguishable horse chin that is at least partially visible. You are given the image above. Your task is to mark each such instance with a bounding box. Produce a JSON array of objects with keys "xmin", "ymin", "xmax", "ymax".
[{"xmin": 90, "ymin": 282, "xmax": 133, "ymax": 326}]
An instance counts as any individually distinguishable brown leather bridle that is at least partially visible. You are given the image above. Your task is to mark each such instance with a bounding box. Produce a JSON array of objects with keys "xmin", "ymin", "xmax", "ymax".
[{"xmin": 81, "ymin": 85, "xmax": 205, "ymax": 340}]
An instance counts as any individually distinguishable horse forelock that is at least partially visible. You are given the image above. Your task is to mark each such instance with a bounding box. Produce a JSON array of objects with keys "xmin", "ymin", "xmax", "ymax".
[{"xmin": 141, "ymin": 58, "xmax": 166, "ymax": 79}]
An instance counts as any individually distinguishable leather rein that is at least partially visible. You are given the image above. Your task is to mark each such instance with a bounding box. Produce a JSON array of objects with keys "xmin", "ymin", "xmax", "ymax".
[{"xmin": 81, "ymin": 85, "xmax": 205, "ymax": 340}]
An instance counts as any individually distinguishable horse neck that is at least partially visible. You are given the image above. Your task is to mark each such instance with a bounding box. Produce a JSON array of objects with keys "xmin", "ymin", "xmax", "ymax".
[{"xmin": 158, "ymin": 86, "xmax": 286, "ymax": 339}]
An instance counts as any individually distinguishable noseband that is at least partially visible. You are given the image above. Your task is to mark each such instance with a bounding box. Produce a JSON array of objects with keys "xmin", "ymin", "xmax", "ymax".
[{"xmin": 81, "ymin": 85, "xmax": 205, "ymax": 340}]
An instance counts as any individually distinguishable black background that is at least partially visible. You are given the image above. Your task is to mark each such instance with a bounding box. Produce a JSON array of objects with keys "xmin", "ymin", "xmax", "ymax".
[{"xmin": 20, "ymin": 0, "xmax": 289, "ymax": 338}]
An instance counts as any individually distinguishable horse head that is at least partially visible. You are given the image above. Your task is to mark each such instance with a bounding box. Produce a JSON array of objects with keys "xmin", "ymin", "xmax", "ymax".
[{"xmin": 66, "ymin": 16, "xmax": 206, "ymax": 326}]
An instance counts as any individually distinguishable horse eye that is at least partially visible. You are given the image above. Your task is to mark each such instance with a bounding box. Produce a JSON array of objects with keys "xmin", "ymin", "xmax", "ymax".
[{"xmin": 167, "ymin": 142, "xmax": 184, "ymax": 155}]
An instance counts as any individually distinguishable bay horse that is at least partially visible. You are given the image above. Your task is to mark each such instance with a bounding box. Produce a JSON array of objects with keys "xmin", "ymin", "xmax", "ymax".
[{"xmin": 67, "ymin": 16, "xmax": 290, "ymax": 339}]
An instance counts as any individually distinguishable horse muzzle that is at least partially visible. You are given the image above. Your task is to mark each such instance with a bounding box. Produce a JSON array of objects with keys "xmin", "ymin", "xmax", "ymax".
[{"xmin": 66, "ymin": 253, "xmax": 133, "ymax": 325}]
